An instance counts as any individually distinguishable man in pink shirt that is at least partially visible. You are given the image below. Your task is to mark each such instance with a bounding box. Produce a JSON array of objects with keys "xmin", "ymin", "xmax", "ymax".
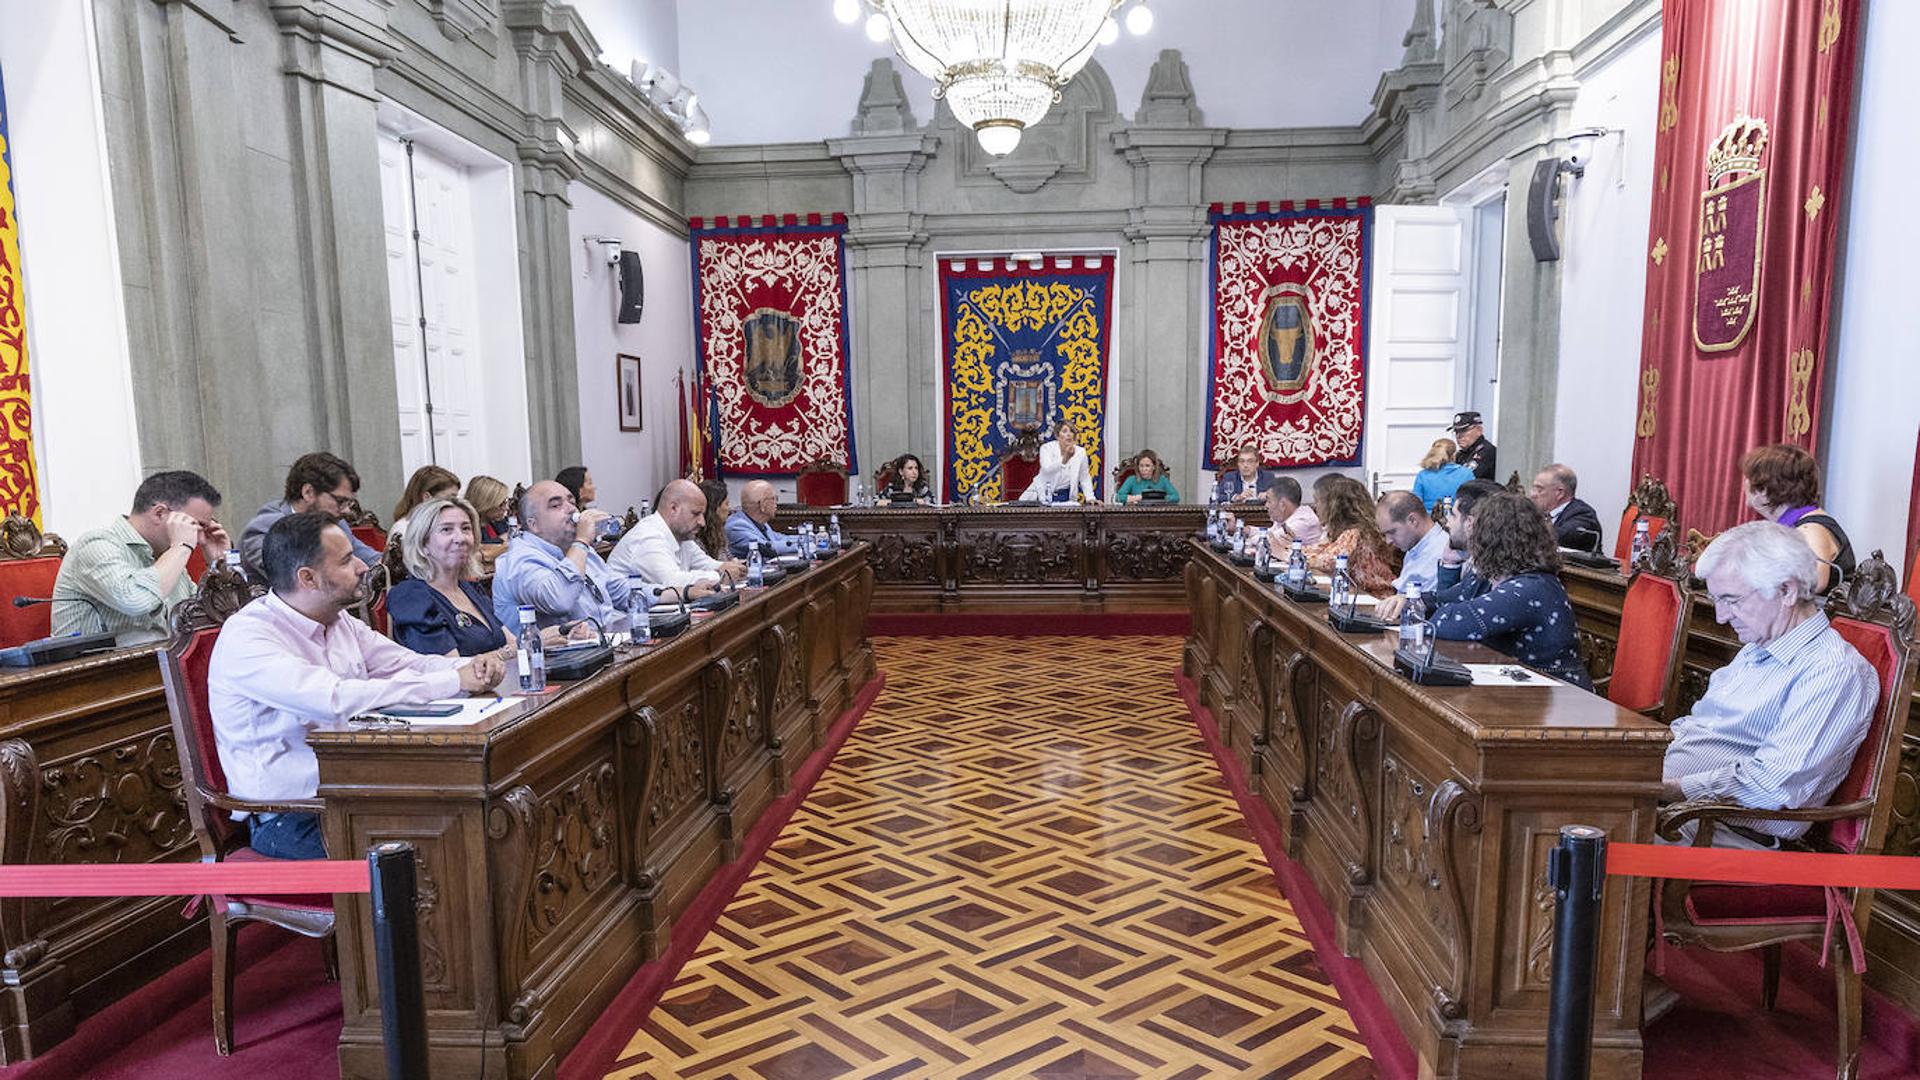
[
  {"xmin": 209, "ymin": 512, "xmax": 504, "ymax": 859},
  {"xmin": 1264, "ymin": 476, "xmax": 1325, "ymax": 549}
]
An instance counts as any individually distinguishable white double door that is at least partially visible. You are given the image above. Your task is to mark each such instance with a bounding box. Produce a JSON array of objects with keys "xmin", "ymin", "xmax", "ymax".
[
  {"xmin": 1364, "ymin": 203, "xmax": 1499, "ymax": 494},
  {"xmin": 379, "ymin": 134, "xmax": 481, "ymax": 479}
]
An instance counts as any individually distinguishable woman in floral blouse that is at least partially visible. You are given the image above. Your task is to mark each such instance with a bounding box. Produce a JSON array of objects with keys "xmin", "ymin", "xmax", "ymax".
[
  {"xmin": 1425, "ymin": 490, "xmax": 1592, "ymax": 688},
  {"xmin": 1303, "ymin": 475, "xmax": 1399, "ymax": 597}
]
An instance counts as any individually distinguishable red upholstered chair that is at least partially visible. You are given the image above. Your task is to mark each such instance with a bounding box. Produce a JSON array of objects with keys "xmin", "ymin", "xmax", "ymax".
[
  {"xmin": 1654, "ymin": 550, "xmax": 1918, "ymax": 1079},
  {"xmin": 872, "ymin": 462, "xmax": 897, "ymax": 496},
  {"xmin": 796, "ymin": 461, "xmax": 848, "ymax": 507},
  {"xmin": 1000, "ymin": 453, "xmax": 1040, "ymax": 501},
  {"xmin": 1613, "ymin": 473, "xmax": 1678, "ymax": 563},
  {"xmin": 1600, "ymin": 530, "xmax": 1692, "ymax": 719},
  {"xmin": 158, "ymin": 566, "xmax": 338, "ymax": 1055},
  {"xmin": 0, "ymin": 514, "xmax": 67, "ymax": 647}
]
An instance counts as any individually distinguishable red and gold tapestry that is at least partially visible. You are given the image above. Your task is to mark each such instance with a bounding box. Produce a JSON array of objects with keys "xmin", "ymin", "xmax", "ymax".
[
  {"xmin": 1631, "ymin": 0, "xmax": 1860, "ymax": 534},
  {"xmin": 690, "ymin": 214, "xmax": 855, "ymax": 476},
  {"xmin": 0, "ymin": 65, "xmax": 41, "ymax": 524},
  {"xmin": 1205, "ymin": 201, "xmax": 1371, "ymax": 471}
]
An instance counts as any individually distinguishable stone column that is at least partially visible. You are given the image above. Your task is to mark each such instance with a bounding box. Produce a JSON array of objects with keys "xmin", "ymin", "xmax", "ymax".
[
  {"xmin": 269, "ymin": 0, "xmax": 404, "ymax": 507},
  {"xmin": 829, "ymin": 62, "xmax": 936, "ymax": 479},
  {"xmin": 1112, "ymin": 53, "xmax": 1223, "ymax": 487},
  {"xmin": 503, "ymin": 0, "xmax": 592, "ymax": 479}
]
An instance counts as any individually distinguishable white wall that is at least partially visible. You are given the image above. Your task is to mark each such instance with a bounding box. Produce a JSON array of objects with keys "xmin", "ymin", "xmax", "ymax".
[
  {"xmin": 674, "ymin": 0, "xmax": 1413, "ymax": 145},
  {"xmin": 1, "ymin": 2, "xmax": 142, "ymax": 536},
  {"xmin": 1825, "ymin": 0, "xmax": 1920, "ymax": 569},
  {"xmin": 571, "ymin": 0, "xmax": 680, "ymax": 77},
  {"xmin": 568, "ymin": 183, "xmax": 693, "ymax": 517},
  {"xmin": 1550, "ymin": 23, "xmax": 1661, "ymax": 553}
]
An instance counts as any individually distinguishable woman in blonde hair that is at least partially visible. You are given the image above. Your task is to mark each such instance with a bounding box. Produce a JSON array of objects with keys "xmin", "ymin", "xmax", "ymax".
[
  {"xmin": 386, "ymin": 496, "xmax": 570, "ymax": 656},
  {"xmin": 1412, "ymin": 438, "xmax": 1474, "ymax": 513}
]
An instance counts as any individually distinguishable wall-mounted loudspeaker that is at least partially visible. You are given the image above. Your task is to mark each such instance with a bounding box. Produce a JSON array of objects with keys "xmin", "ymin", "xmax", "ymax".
[
  {"xmin": 617, "ymin": 250, "xmax": 645, "ymax": 324},
  {"xmin": 1526, "ymin": 157, "xmax": 1562, "ymax": 263}
]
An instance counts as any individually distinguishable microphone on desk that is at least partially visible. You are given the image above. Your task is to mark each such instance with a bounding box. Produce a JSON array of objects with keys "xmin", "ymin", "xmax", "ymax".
[
  {"xmin": 715, "ymin": 568, "xmax": 738, "ymax": 593},
  {"xmin": 1563, "ymin": 525, "xmax": 1604, "ymax": 554},
  {"xmin": 651, "ymin": 585, "xmax": 691, "ymax": 612},
  {"xmin": 12, "ymin": 596, "xmax": 51, "ymax": 608}
]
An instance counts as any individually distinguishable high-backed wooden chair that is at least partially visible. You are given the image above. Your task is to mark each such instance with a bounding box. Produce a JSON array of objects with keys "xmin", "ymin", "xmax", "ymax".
[
  {"xmin": 0, "ymin": 513, "xmax": 67, "ymax": 647},
  {"xmin": 1600, "ymin": 528, "xmax": 1693, "ymax": 719},
  {"xmin": 997, "ymin": 433, "xmax": 1043, "ymax": 500},
  {"xmin": 872, "ymin": 461, "xmax": 898, "ymax": 495},
  {"xmin": 1906, "ymin": 542, "xmax": 1919, "ymax": 607},
  {"xmin": 158, "ymin": 566, "xmax": 338, "ymax": 1055},
  {"xmin": 1654, "ymin": 550, "xmax": 1918, "ymax": 1080},
  {"xmin": 1111, "ymin": 452, "xmax": 1142, "ymax": 492},
  {"xmin": 796, "ymin": 460, "xmax": 848, "ymax": 507},
  {"xmin": 1614, "ymin": 472, "xmax": 1679, "ymax": 564}
]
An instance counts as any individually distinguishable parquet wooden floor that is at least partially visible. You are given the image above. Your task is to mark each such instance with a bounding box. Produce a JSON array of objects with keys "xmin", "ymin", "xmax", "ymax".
[{"xmin": 603, "ymin": 635, "xmax": 1375, "ymax": 1079}]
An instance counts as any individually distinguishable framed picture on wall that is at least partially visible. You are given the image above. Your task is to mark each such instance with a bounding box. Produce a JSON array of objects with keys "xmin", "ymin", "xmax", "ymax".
[{"xmin": 617, "ymin": 353, "xmax": 643, "ymax": 432}]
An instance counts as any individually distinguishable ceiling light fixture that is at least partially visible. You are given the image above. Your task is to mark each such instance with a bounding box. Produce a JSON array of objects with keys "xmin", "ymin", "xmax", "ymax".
[{"xmin": 836, "ymin": 0, "xmax": 1140, "ymax": 157}]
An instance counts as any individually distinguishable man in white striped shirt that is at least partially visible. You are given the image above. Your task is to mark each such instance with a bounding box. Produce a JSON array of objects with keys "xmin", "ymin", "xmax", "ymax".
[{"xmin": 1661, "ymin": 522, "xmax": 1878, "ymax": 849}]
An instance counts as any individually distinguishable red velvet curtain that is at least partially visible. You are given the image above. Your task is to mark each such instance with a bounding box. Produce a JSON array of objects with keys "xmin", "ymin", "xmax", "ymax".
[{"xmin": 1630, "ymin": 0, "xmax": 1861, "ymax": 535}]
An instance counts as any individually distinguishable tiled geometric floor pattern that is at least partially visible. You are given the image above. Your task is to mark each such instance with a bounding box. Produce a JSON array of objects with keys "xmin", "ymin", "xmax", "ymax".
[{"xmin": 605, "ymin": 635, "xmax": 1375, "ymax": 1079}]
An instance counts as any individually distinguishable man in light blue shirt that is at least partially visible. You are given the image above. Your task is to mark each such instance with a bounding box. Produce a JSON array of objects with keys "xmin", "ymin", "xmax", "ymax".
[
  {"xmin": 725, "ymin": 480, "xmax": 804, "ymax": 559},
  {"xmin": 1661, "ymin": 522, "xmax": 1877, "ymax": 849},
  {"xmin": 491, "ymin": 480, "xmax": 641, "ymax": 632},
  {"xmin": 1376, "ymin": 491, "xmax": 1449, "ymax": 594}
]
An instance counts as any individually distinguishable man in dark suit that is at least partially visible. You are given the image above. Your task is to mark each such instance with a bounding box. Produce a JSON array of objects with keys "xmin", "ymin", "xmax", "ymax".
[
  {"xmin": 1448, "ymin": 411, "xmax": 1497, "ymax": 480},
  {"xmin": 1530, "ymin": 464, "xmax": 1603, "ymax": 552}
]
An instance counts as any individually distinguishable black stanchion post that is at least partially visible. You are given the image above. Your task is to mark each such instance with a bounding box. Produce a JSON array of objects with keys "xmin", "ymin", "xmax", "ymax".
[
  {"xmin": 369, "ymin": 841, "xmax": 430, "ymax": 1080},
  {"xmin": 1545, "ymin": 824, "xmax": 1608, "ymax": 1080}
]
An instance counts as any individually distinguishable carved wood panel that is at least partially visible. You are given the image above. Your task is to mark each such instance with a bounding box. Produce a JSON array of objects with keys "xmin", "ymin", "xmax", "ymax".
[
  {"xmin": 1106, "ymin": 529, "xmax": 1189, "ymax": 581},
  {"xmin": 39, "ymin": 730, "xmax": 191, "ymax": 866},
  {"xmin": 960, "ymin": 529, "xmax": 1079, "ymax": 584},
  {"xmin": 647, "ymin": 699, "xmax": 708, "ymax": 836},
  {"xmin": 525, "ymin": 758, "xmax": 618, "ymax": 949}
]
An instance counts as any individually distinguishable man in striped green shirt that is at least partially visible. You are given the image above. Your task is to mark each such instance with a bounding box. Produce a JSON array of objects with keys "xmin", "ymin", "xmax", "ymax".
[{"xmin": 51, "ymin": 471, "xmax": 232, "ymax": 646}]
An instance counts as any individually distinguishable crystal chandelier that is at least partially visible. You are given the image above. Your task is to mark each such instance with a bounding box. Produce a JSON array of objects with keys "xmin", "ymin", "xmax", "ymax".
[{"xmin": 835, "ymin": 0, "xmax": 1154, "ymax": 156}]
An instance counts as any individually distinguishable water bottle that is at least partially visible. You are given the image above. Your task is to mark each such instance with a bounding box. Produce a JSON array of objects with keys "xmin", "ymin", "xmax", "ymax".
[
  {"xmin": 1331, "ymin": 553, "xmax": 1352, "ymax": 609},
  {"xmin": 1630, "ymin": 518, "xmax": 1650, "ymax": 568},
  {"xmin": 799, "ymin": 523, "xmax": 815, "ymax": 562},
  {"xmin": 1287, "ymin": 540, "xmax": 1307, "ymax": 586},
  {"xmin": 626, "ymin": 576, "xmax": 650, "ymax": 644},
  {"xmin": 1255, "ymin": 535, "xmax": 1271, "ymax": 574},
  {"xmin": 1207, "ymin": 497, "xmax": 1220, "ymax": 539},
  {"xmin": 506, "ymin": 514, "xmax": 521, "ymax": 541},
  {"xmin": 639, "ymin": 499, "xmax": 652, "ymax": 518},
  {"xmin": 851, "ymin": 479, "xmax": 864, "ymax": 507},
  {"xmin": 572, "ymin": 510, "xmax": 620, "ymax": 539},
  {"xmin": 516, "ymin": 606, "xmax": 546, "ymax": 693},
  {"xmin": 747, "ymin": 546, "xmax": 764, "ymax": 587},
  {"xmin": 223, "ymin": 550, "xmax": 244, "ymax": 576},
  {"xmin": 829, "ymin": 514, "xmax": 842, "ymax": 548},
  {"xmin": 1238, "ymin": 522, "xmax": 1252, "ymax": 557},
  {"xmin": 1399, "ymin": 584, "xmax": 1426, "ymax": 650}
]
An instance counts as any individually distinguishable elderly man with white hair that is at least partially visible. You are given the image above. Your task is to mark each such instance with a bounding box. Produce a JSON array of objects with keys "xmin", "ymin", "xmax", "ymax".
[{"xmin": 1660, "ymin": 521, "xmax": 1877, "ymax": 849}]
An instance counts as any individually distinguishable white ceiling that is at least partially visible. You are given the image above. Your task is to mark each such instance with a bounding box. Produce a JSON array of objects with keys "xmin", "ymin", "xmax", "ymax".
[{"xmin": 574, "ymin": 0, "xmax": 1417, "ymax": 146}]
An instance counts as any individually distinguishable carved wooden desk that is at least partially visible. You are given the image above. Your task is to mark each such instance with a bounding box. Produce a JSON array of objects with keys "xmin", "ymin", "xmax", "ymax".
[
  {"xmin": 1185, "ymin": 544, "xmax": 1667, "ymax": 1079},
  {"xmin": 1563, "ymin": 564, "xmax": 1920, "ymax": 1017},
  {"xmin": 312, "ymin": 547, "xmax": 875, "ymax": 1080},
  {"xmin": 780, "ymin": 504, "xmax": 1252, "ymax": 612},
  {"xmin": 0, "ymin": 646, "xmax": 202, "ymax": 1062}
]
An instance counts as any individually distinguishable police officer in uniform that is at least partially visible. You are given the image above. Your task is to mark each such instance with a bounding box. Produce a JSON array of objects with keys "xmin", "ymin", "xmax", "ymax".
[{"xmin": 1448, "ymin": 411, "xmax": 1497, "ymax": 481}]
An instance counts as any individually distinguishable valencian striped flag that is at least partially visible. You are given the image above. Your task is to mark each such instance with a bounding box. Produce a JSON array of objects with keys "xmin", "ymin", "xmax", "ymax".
[{"xmin": 0, "ymin": 62, "xmax": 42, "ymax": 524}]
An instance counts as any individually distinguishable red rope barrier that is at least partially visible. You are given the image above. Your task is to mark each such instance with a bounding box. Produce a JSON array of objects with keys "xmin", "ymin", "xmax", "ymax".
[
  {"xmin": 0, "ymin": 860, "xmax": 370, "ymax": 898},
  {"xmin": 1607, "ymin": 842, "xmax": 1920, "ymax": 891}
]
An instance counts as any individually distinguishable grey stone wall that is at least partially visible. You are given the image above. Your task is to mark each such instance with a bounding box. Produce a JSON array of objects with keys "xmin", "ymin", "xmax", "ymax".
[{"xmin": 90, "ymin": 0, "xmax": 692, "ymax": 518}]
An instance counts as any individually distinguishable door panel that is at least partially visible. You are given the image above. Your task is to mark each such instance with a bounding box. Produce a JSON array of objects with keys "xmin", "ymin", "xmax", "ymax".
[{"xmin": 1366, "ymin": 206, "xmax": 1472, "ymax": 494}]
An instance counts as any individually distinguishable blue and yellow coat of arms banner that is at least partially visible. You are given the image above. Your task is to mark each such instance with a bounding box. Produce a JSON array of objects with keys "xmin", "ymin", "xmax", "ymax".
[{"xmin": 940, "ymin": 255, "xmax": 1114, "ymax": 501}]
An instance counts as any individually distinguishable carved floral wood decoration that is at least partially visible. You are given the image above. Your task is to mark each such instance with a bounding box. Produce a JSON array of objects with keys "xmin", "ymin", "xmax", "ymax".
[
  {"xmin": 40, "ymin": 731, "xmax": 191, "ymax": 864},
  {"xmin": 525, "ymin": 761, "xmax": 618, "ymax": 946}
]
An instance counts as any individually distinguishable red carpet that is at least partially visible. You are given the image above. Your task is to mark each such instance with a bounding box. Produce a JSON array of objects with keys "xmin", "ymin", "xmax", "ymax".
[
  {"xmin": 0, "ymin": 924, "xmax": 341, "ymax": 1079},
  {"xmin": 1177, "ymin": 670, "xmax": 1419, "ymax": 1080},
  {"xmin": 866, "ymin": 610, "xmax": 1189, "ymax": 638},
  {"xmin": 556, "ymin": 673, "xmax": 885, "ymax": 1080}
]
